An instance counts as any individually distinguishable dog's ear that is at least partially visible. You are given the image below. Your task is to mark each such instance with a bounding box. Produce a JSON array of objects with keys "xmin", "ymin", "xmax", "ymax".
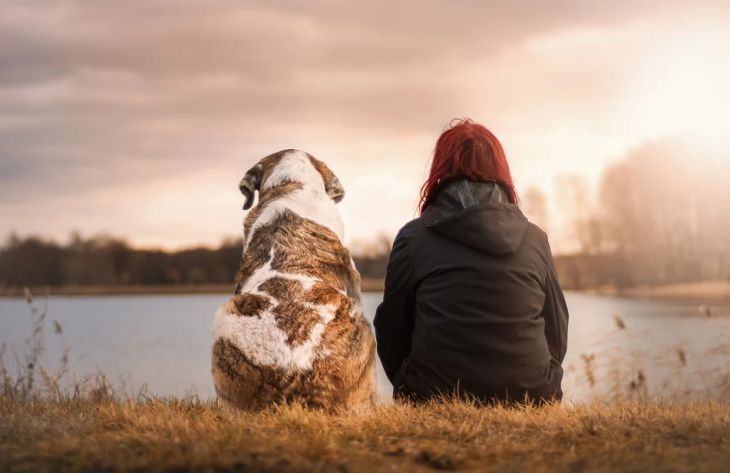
[
  {"xmin": 239, "ymin": 163, "xmax": 263, "ymax": 210},
  {"xmin": 325, "ymin": 174, "xmax": 345, "ymax": 203},
  {"xmin": 309, "ymin": 156, "xmax": 345, "ymax": 203}
]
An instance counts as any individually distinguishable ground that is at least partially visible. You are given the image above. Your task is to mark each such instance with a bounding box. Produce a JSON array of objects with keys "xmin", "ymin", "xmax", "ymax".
[{"xmin": 1, "ymin": 397, "xmax": 729, "ymax": 473}]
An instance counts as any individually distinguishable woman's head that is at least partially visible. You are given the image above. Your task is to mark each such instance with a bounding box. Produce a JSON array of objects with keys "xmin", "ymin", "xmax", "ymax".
[{"xmin": 419, "ymin": 119, "xmax": 518, "ymax": 213}]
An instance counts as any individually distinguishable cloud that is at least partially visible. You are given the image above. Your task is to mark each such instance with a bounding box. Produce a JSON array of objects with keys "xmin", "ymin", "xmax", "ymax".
[{"xmin": 1, "ymin": 0, "xmax": 729, "ymax": 247}]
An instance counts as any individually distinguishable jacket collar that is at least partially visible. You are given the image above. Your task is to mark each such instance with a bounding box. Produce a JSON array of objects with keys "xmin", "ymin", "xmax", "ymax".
[{"xmin": 422, "ymin": 180, "xmax": 511, "ymax": 227}]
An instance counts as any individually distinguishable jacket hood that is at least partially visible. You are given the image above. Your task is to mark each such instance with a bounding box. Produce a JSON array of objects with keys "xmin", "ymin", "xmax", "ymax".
[{"xmin": 421, "ymin": 180, "xmax": 528, "ymax": 255}]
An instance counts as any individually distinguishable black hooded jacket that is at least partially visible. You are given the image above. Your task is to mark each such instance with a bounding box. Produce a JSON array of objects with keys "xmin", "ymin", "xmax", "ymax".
[{"xmin": 373, "ymin": 180, "xmax": 569, "ymax": 403}]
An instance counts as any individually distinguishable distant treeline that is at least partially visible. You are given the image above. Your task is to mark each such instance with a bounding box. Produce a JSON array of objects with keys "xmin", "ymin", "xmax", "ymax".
[
  {"xmin": 2, "ymin": 140, "xmax": 729, "ymax": 291},
  {"xmin": 0, "ymin": 233, "xmax": 391, "ymax": 289},
  {"xmin": 2, "ymin": 231, "xmax": 726, "ymax": 292},
  {"xmin": 0, "ymin": 234, "xmax": 242, "ymax": 288}
]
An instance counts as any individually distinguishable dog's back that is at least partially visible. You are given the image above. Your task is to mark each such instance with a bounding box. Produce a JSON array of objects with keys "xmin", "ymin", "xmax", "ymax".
[{"xmin": 211, "ymin": 150, "xmax": 375, "ymax": 410}]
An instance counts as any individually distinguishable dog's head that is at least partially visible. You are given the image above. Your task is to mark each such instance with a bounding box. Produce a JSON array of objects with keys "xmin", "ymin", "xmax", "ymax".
[{"xmin": 239, "ymin": 149, "xmax": 345, "ymax": 210}]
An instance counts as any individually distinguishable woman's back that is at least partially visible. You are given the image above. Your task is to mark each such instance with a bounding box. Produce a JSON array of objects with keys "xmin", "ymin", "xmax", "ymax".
[
  {"xmin": 375, "ymin": 180, "xmax": 567, "ymax": 402},
  {"xmin": 373, "ymin": 119, "xmax": 568, "ymax": 404}
]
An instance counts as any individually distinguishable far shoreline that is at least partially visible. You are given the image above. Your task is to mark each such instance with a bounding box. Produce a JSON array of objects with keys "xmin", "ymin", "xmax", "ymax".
[
  {"xmin": 2, "ymin": 280, "xmax": 730, "ymax": 303},
  {"xmin": 0, "ymin": 278, "xmax": 387, "ymax": 298},
  {"xmin": 584, "ymin": 281, "xmax": 730, "ymax": 304}
]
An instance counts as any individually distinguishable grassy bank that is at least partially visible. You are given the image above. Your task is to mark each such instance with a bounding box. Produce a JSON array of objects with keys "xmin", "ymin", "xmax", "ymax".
[{"xmin": 1, "ymin": 397, "xmax": 729, "ymax": 473}]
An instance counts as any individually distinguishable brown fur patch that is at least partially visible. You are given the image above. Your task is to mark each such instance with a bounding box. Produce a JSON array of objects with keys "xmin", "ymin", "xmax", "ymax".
[
  {"xmin": 306, "ymin": 281, "xmax": 344, "ymax": 307},
  {"xmin": 232, "ymin": 292, "xmax": 271, "ymax": 317},
  {"xmin": 258, "ymin": 277, "xmax": 322, "ymax": 346},
  {"xmin": 233, "ymin": 239, "xmax": 272, "ymax": 294}
]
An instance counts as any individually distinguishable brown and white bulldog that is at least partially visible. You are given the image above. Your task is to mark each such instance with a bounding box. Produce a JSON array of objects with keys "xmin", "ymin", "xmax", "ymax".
[{"xmin": 211, "ymin": 149, "xmax": 376, "ymax": 411}]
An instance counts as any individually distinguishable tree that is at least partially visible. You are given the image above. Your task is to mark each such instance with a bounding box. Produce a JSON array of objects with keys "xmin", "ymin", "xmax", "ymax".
[{"xmin": 522, "ymin": 187, "xmax": 550, "ymax": 234}]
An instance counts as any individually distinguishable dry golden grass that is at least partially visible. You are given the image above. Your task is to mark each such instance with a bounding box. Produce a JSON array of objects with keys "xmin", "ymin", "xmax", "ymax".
[{"xmin": 1, "ymin": 396, "xmax": 729, "ymax": 473}]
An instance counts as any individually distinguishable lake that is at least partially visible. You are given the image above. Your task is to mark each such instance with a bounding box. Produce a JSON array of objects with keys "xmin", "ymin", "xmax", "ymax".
[{"xmin": 1, "ymin": 292, "xmax": 729, "ymax": 402}]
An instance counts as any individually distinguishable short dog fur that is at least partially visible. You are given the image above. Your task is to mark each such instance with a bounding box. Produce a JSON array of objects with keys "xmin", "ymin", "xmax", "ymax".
[{"xmin": 211, "ymin": 149, "xmax": 376, "ymax": 410}]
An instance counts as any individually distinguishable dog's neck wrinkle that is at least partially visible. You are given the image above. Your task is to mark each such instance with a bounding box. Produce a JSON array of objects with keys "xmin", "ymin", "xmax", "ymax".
[
  {"xmin": 257, "ymin": 181, "xmax": 303, "ymax": 207},
  {"xmin": 243, "ymin": 183, "xmax": 344, "ymax": 250}
]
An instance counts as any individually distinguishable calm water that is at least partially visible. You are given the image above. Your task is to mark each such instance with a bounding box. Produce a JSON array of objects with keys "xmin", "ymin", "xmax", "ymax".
[{"xmin": 1, "ymin": 292, "xmax": 729, "ymax": 402}]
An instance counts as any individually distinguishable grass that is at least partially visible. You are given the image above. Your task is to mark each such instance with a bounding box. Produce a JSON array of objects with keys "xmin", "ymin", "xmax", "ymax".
[{"xmin": 0, "ymin": 396, "xmax": 729, "ymax": 473}]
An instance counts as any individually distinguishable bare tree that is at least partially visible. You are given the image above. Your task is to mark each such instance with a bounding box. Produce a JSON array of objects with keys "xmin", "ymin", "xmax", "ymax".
[{"xmin": 522, "ymin": 187, "xmax": 550, "ymax": 234}]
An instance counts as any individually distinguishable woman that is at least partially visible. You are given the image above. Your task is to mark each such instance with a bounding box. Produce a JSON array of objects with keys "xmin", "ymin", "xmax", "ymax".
[{"xmin": 374, "ymin": 119, "xmax": 569, "ymax": 404}]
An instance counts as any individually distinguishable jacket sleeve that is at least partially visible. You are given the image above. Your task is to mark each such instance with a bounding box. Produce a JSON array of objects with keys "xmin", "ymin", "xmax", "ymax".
[
  {"xmin": 541, "ymin": 245, "xmax": 569, "ymax": 364},
  {"xmin": 373, "ymin": 229, "xmax": 416, "ymax": 383}
]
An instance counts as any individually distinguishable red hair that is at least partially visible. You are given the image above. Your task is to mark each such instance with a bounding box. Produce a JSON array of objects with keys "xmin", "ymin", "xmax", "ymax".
[{"xmin": 419, "ymin": 118, "xmax": 518, "ymax": 213}]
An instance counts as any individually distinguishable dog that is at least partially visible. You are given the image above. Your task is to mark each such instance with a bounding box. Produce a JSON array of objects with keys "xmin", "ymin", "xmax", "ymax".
[{"xmin": 211, "ymin": 149, "xmax": 376, "ymax": 411}]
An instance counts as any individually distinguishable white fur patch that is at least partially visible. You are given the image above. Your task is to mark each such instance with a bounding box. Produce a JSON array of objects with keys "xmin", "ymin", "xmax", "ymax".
[
  {"xmin": 263, "ymin": 150, "xmax": 321, "ymax": 191},
  {"xmin": 213, "ymin": 306, "xmax": 329, "ymax": 371},
  {"xmin": 212, "ymin": 248, "xmax": 340, "ymax": 372},
  {"xmin": 244, "ymin": 150, "xmax": 345, "ymax": 249}
]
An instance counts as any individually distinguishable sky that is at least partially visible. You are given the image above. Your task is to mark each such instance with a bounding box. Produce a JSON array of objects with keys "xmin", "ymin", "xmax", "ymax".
[{"xmin": 2, "ymin": 0, "xmax": 730, "ymax": 252}]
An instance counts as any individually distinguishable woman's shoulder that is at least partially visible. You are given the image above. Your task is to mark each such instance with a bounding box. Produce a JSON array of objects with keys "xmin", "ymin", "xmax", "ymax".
[
  {"xmin": 395, "ymin": 217, "xmax": 427, "ymax": 241},
  {"xmin": 522, "ymin": 221, "xmax": 556, "ymax": 265},
  {"xmin": 524, "ymin": 221, "xmax": 548, "ymax": 243},
  {"xmin": 386, "ymin": 218, "xmax": 429, "ymax": 257}
]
